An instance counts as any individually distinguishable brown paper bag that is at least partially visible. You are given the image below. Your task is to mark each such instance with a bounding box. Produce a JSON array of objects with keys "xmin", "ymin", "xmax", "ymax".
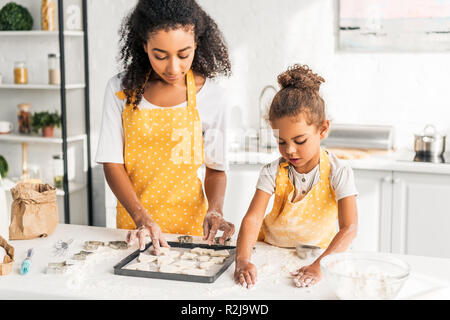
[
  {"xmin": 0, "ymin": 235, "xmax": 14, "ymax": 276},
  {"xmin": 9, "ymin": 182, "xmax": 58, "ymax": 240}
]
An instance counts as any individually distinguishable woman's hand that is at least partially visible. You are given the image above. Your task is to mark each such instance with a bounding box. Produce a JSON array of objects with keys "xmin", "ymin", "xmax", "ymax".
[
  {"xmin": 290, "ymin": 262, "xmax": 322, "ymax": 288},
  {"xmin": 234, "ymin": 258, "xmax": 257, "ymax": 289},
  {"xmin": 202, "ymin": 210, "xmax": 235, "ymax": 245},
  {"xmin": 126, "ymin": 218, "xmax": 170, "ymax": 255}
]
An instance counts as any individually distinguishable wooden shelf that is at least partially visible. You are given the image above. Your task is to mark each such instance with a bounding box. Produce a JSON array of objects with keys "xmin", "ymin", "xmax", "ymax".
[
  {"xmin": 0, "ymin": 133, "xmax": 86, "ymax": 144},
  {"xmin": 0, "ymin": 30, "xmax": 84, "ymax": 37},
  {"xmin": 0, "ymin": 84, "xmax": 86, "ymax": 90},
  {"xmin": 3, "ymin": 177, "xmax": 87, "ymax": 196}
]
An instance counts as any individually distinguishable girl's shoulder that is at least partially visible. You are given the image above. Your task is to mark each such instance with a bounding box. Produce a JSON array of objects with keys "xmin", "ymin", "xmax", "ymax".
[
  {"xmin": 324, "ymin": 149, "xmax": 354, "ymax": 175},
  {"xmin": 260, "ymin": 157, "xmax": 286, "ymax": 177}
]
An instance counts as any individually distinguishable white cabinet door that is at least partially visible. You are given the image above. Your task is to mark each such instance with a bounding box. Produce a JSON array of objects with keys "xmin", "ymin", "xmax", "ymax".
[
  {"xmin": 392, "ymin": 172, "xmax": 450, "ymax": 258},
  {"xmin": 351, "ymin": 169, "xmax": 393, "ymax": 252}
]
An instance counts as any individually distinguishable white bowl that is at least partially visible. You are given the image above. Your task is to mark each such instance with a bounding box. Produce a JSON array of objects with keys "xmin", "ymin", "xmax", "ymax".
[{"xmin": 320, "ymin": 252, "xmax": 410, "ymax": 300}]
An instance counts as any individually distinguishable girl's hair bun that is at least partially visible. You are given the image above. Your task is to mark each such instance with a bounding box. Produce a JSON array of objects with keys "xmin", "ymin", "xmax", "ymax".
[{"xmin": 277, "ymin": 64, "xmax": 324, "ymax": 92}]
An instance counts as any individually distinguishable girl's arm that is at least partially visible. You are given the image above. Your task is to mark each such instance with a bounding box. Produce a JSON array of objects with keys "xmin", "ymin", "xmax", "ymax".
[
  {"xmin": 203, "ymin": 167, "xmax": 235, "ymax": 244},
  {"xmin": 234, "ymin": 189, "xmax": 272, "ymax": 287},
  {"xmin": 291, "ymin": 195, "xmax": 358, "ymax": 287}
]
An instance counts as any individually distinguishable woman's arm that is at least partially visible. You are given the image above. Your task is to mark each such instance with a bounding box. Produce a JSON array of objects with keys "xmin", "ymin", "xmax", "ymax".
[
  {"xmin": 291, "ymin": 195, "xmax": 358, "ymax": 287},
  {"xmin": 103, "ymin": 163, "xmax": 169, "ymax": 253},
  {"xmin": 202, "ymin": 167, "xmax": 235, "ymax": 244},
  {"xmin": 234, "ymin": 189, "xmax": 272, "ymax": 288}
]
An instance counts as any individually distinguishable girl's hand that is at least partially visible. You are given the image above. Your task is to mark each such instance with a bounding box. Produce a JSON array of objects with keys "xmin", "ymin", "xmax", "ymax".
[
  {"xmin": 290, "ymin": 262, "xmax": 322, "ymax": 288},
  {"xmin": 126, "ymin": 219, "xmax": 170, "ymax": 255},
  {"xmin": 202, "ymin": 210, "xmax": 235, "ymax": 245},
  {"xmin": 234, "ymin": 259, "xmax": 257, "ymax": 289}
]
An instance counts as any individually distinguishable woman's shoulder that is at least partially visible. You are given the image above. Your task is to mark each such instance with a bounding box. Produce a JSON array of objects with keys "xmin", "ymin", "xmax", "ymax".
[{"xmin": 106, "ymin": 72, "xmax": 126, "ymax": 94}]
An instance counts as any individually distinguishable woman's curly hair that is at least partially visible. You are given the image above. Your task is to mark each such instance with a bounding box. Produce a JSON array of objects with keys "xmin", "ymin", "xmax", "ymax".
[
  {"xmin": 118, "ymin": 0, "xmax": 231, "ymax": 107},
  {"xmin": 268, "ymin": 64, "xmax": 326, "ymax": 128}
]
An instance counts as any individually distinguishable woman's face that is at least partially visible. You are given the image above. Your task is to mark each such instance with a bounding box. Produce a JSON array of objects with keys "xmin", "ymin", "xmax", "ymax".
[
  {"xmin": 271, "ymin": 114, "xmax": 329, "ymax": 171},
  {"xmin": 144, "ymin": 26, "xmax": 197, "ymax": 85}
]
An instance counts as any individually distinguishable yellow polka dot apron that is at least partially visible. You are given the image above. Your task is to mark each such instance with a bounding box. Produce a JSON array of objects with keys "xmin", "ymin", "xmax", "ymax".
[
  {"xmin": 115, "ymin": 69, "xmax": 207, "ymax": 235},
  {"xmin": 259, "ymin": 149, "xmax": 338, "ymax": 249}
]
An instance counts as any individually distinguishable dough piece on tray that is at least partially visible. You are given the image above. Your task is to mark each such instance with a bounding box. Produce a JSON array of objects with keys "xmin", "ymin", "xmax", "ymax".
[
  {"xmin": 210, "ymin": 256, "xmax": 226, "ymax": 264},
  {"xmin": 182, "ymin": 268, "xmax": 206, "ymax": 276},
  {"xmin": 190, "ymin": 247, "xmax": 215, "ymax": 255},
  {"xmin": 138, "ymin": 253, "xmax": 158, "ymax": 263},
  {"xmin": 168, "ymin": 250, "xmax": 181, "ymax": 259},
  {"xmin": 125, "ymin": 262, "xmax": 151, "ymax": 272},
  {"xmin": 174, "ymin": 260, "xmax": 197, "ymax": 269},
  {"xmin": 157, "ymin": 255, "xmax": 174, "ymax": 266},
  {"xmin": 180, "ymin": 252, "xmax": 197, "ymax": 260},
  {"xmin": 195, "ymin": 255, "xmax": 211, "ymax": 262},
  {"xmin": 210, "ymin": 249, "xmax": 230, "ymax": 257},
  {"xmin": 199, "ymin": 261, "xmax": 215, "ymax": 270},
  {"xmin": 158, "ymin": 247, "xmax": 171, "ymax": 256},
  {"xmin": 159, "ymin": 264, "xmax": 180, "ymax": 274}
]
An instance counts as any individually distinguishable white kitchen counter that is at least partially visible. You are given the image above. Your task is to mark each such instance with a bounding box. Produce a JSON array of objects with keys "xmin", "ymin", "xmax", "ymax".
[
  {"xmin": 1, "ymin": 224, "xmax": 449, "ymax": 300},
  {"xmin": 228, "ymin": 149, "xmax": 450, "ymax": 175}
]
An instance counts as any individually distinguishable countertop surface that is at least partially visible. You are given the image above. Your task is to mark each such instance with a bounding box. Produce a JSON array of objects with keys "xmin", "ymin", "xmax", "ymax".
[
  {"xmin": 1, "ymin": 224, "xmax": 450, "ymax": 300},
  {"xmin": 228, "ymin": 149, "xmax": 450, "ymax": 175}
]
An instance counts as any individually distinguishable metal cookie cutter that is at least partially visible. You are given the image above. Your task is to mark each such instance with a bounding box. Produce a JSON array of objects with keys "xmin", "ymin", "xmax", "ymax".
[
  {"xmin": 107, "ymin": 241, "xmax": 129, "ymax": 250},
  {"xmin": 72, "ymin": 250, "xmax": 94, "ymax": 261},
  {"xmin": 295, "ymin": 244, "xmax": 323, "ymax": 259},
  {"xmin": 214, "ymin": 237, "xmax": 232, "ymax": 246},
  {"xmin": 178, "ymin": 235, "xmax": 193, "ymax": 243},
  {"xmin": 46, "ymin": 261, "xmax": 75, "ymax": 274},
  {"xmin": 84, "ymin": 241, "xmax": 105, "ymax": 251}
]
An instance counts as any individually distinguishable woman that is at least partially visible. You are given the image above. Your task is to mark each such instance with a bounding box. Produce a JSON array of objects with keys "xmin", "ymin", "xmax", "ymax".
[{"xmin": 96, "ymin": 0, "xmax": 235, "ymax": 254}]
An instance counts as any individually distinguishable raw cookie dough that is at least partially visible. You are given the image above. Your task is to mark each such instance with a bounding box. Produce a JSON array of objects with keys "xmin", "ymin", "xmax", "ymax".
[
  {"xmin": 196, "ymin": 255, "xmax": 211, "ymax": 262},
  {"xmin": 182, "ymin": 268, "xmax": 206, "ymax": 276},
  {"xmin": 125, "ymin": 262, "xmax": 151, "ymax": 271},
  {"xmin": 210, "ymin": 256, "xmax": 226, "ymax": 264},
  {"xmin": 191, "ymin": 247, "xmax": 215, "ymax": 255},
  {"xmin": 180, "ymin": 252, "xmax": 197, "ymax": 260},
  {"xmin": 157, "ymin": 255, "xmax": 174, "ymax": 266},
  {"xmin": 158, "ymin": 247, "xmax": 171, "ymax": 256},
  {"xmin": 168, "ymin": 250, "xmax": 181, "ymax": 259},
  {"xmin": 138, "ymin": 253, "xmax": 158, "ymax": 263},
  {"xmin": 199, "ymin": 261, "xmax": 215, "ymax": 270},
  {"xmin": 174, "ymin": 260, "xmax": 197, "ymax": 269},
  {"xmin": 210, "ymin": 249, "xmax": 230, "ymax": 257},
  {"xmin": 159, "ymin": 265, "xmax": 180, "ymax": 274}
]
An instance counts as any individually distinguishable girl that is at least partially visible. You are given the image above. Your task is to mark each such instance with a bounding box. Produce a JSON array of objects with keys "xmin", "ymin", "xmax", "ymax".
[
  {"xmin": 234, "ymin": 64, "xmax": 358, "ymax": 289},
  {"xmin": 96, "ymin": 0, "xmax": 235, "ymax": 254}
]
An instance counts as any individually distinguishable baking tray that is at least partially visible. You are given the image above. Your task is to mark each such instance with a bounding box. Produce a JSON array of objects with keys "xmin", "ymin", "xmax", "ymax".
[{"xmin": 113, "ymin": 241, "xmax": 236, "ymax": 283}]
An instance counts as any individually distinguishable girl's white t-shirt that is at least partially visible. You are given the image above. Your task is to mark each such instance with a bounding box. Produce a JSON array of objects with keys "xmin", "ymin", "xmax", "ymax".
[
  {"xmin": 95, "ymin": 73, "xmax": 229, "ymax": 171},
  {"xmin": 256, "ymin": 150, "xmax": 358, "ymax": 201}
]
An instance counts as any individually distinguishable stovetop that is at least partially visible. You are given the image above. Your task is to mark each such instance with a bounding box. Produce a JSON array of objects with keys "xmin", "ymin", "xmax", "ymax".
[{"xmin": 396, "ymin": 152, "xmax": 450, "ymax": 164}]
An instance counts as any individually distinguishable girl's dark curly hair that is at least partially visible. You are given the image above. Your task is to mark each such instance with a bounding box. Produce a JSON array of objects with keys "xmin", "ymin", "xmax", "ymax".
[
  {"xmin": 268, "ymin": 64, "xmax": 326, "ymax": 128},
  {"xmin": 118, "ymin": 0, "xmax": 231, "ymax": 107}
]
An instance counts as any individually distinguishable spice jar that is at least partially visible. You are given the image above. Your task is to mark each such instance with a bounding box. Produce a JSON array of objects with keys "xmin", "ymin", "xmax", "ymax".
[
  {"xmin": 52, "ymin": 154, "xmax": 64, "ymax": 189},
  {"xmin": 17, "ymin": 104, "xmax": 32, "ymax": 134},
  {"xmin": 41, "ymin": 0, "xmax": 56, "ymax": 31},
  {"xmin": 48, "ymin": 53, "xmax": 60, "ymax": 85},
  {"xmin": 14, "ymin": 62, "xmax": 28, "ymax": 84}
]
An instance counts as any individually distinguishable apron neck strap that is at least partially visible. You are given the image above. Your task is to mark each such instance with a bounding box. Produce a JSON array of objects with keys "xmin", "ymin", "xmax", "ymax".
[{"xmin": 186, "ymin": 69, "xmax": 197, "ymax": 109}]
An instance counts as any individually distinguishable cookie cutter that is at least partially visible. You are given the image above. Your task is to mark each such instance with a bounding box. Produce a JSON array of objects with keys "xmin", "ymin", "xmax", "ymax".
[
  {"xmin": 72, "ymin": 250, "xmax": 94, "ymax": 261},
  {"xmin": 178, "ymin": 235, "xmax": 193, "ymax": 243},
  {"xmin": 107, "ymin": 241, "xmax": 129, "ymax": 250},
  {"xmin": 83, "ymin": 241, "xmax": 105, "ymax": 251},
  {"xmin": 214, "ymin": 237, "xmax": 232, "ymax": 246},
  {"xmin": 46, "ymin": 261, "xmax": 75, "ymax": 274},
  {"xmin": 295, "ymin": 243, "xmax": 323, "ymax": 259}
]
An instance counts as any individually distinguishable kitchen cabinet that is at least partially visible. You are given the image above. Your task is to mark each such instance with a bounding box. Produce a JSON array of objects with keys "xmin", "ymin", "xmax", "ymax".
[{"xmin": 391, "ymin": 171, "xmax": 450, "ymax": 258}]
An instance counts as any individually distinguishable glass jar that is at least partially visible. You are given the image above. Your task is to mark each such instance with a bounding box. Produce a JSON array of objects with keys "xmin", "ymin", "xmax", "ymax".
[
  {"xmin": 52, "ymin": 154, "xmax": 64, "ymax": 189},
  {"xmin": 17, "ymin": 104, "xmax": 32, "ymax": 134},
  {"xmin": 14, "ymin": 62, "xmax": 28, "ymax": 84},
  {"xmin": 41, "ymin": 0, "xmax": 56, "ymax": 31},
  {"xmin": 48, "ymin": 53, "xmax": 60, "ymax": 85}
]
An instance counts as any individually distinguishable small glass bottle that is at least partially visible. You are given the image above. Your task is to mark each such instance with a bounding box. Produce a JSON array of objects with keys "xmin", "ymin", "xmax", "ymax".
[
  {"xmin": 14, "ymin": 61, "xmax": 28, "ymax": 84},
  {"xmin": 48, "ymin": 53, "xmax": 60, "ymax": 85},
  {"xmin": 52, "ymin": 154, "xmax": 64, "ymax": 189},
  {"xmin": 17, "ymin": 103, "xmax": 32, "ymax": 134}
]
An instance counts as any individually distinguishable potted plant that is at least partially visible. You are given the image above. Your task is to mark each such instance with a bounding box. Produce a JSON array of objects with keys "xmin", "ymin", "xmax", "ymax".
[
  {"xmin": 0, "ymin": 155, "xmax": 8, "ymax": 179},
  {"xmin": 31, "ymin": 111, "xmax": 61, "ymax": 137},
  {"xmin": 0, "ymin": 2, "xmax": 33, "ymax": 31}
]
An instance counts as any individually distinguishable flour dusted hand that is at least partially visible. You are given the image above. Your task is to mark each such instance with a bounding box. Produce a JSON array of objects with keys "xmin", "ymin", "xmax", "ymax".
[
  {"xmin": 202, "ymin": 210, "xmax": 235, "ymax": 245},
  {"xmin": 234, "ymin": 259, "xmax": 257, "ymax": 289},
  {"xmin": 126, "ymin": 219, "xmax": 170, "ymax": 255},
  {"xmin": 291, "ymin": 262, "xmax": 322, "ymax": 288}
]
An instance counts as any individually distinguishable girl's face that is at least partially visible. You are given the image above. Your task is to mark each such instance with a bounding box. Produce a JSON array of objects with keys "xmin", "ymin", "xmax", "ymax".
[
  {"xmin": 271, "ymin": 114, "xmax": 329, "ymax": 172},
  {"xmin": 144, "ymin": 26, "xmax": 197, "ymax": 85}
]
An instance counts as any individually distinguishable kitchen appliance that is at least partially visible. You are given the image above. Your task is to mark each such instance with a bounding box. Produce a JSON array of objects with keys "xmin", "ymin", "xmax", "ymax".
[
  {"xmin": 322, "ymin": 124, "xmax": 395, "ymax": 150},
  {"xmin": 414, "ymin": 124, "xmax": 446, "ymax": 158},
  {"xmin": 397, "ymin": 151, "xmax": 450, "ymax": 164}
]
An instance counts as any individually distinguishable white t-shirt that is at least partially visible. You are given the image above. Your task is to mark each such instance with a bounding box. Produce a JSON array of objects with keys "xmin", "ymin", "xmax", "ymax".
[
  {"xmin": 95, "ymin": 73, "xmax": 229, "ymax": 171},
  {"xmin": 256, "ymin": 150, "xmax": 358, "ymax": 201}
]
